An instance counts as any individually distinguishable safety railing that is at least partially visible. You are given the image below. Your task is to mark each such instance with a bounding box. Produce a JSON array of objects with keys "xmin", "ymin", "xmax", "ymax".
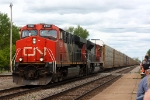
[
  {"xmin": 45, "ymin": 48, "xmax": 56, "ymax": 74},
  {"xmin": 12, "ymin": 48, "xmax": 21, "ymax": 66}
]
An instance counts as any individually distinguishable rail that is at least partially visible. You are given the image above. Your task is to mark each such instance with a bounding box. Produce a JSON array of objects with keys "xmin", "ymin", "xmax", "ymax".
[{"xmin": 41, "ymin": 66, "xmax": 135, "ymax": 100}]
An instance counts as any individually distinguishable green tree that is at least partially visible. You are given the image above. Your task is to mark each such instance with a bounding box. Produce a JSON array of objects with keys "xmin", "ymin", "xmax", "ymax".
[
  {"xmin": 133, "ymin": 57, "xmax": 141, "ymax": 63},
  {"xmin": 0, "ymin": 12, "xmax": 20, "ymax": 70},
  {"xmin": 65, "ymin": 25, "xmax": 89, "ymax": 39},
  {"xmin": 0, "ymin": 13, "xmax": 10, "ymax": 49},
  {"xmin": 65, "ymin": 26, "xmax": 74, "ymax": 33},
  {"xmin": 147, "ymin": 49, "xmax": 150, "ymax": 57},
  {"xmin": 0, "ymin": 50, "xmax": 7, "ymax": 70}
]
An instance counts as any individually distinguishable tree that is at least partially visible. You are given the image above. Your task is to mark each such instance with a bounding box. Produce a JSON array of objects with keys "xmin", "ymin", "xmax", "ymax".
[
  {"xmin": 0, "ymin": 13, "xmax": 10, "ymax": 49},
  {"xmin": 0, "ymin": 50, "xmax": 7, "ymax": 70},
  {"xmin": 0, "ymin": 12, "xmax": 19, "ymax": 50},
  {"xmin": 0, "ymin": 12, "xmax": 20, "ymax": 70},
  {"xmin": 147, "ymin": 49, "xmax": 150, "ymax": 57},
  {"xmin": 65, "ymin": 25, "xmax": 89, "ymax": 39},
  {"xmin": 133, "ymin": 57, "xmax": 141, "ymax": 63},
  {"xmin": 65, "ymin": 26, "xmax": 74, "ymax": 33}
]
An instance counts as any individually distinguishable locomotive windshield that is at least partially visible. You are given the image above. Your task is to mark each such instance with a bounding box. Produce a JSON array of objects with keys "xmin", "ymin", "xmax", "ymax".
[
  {"xmin": 40, "ymin": 30, "xmax": 57, "ymax": 39},
  {"xmin": 22, "ymin": 30, "xmax": 37, "ymax": 38}
]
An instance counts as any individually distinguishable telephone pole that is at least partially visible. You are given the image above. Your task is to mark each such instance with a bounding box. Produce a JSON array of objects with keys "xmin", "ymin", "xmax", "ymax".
[{"xmin": 10, "ymin": 3, "xmax": 13, "ymax": 72}]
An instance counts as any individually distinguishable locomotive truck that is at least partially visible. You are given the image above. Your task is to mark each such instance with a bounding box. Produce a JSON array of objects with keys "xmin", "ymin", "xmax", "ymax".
[{"xmin": 12, "ymin": 23, "xmax": 138, "ymax": 85}]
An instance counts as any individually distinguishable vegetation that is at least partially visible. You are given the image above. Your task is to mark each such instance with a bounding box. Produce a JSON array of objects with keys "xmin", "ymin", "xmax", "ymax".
[
  {"xmin": 147, "ymin": 49, "xmax": 150, "ymax": 57},
  {"xmin": 0, "ymin": 12, "xmax": 20, "ymax": 71},
  {"xmin": 132, "ymin": 57, "xmax": 141, "ymax": 63},
  {"xmin": 65, "ymin": 25, "xmax": 89, "ymax": 39}
]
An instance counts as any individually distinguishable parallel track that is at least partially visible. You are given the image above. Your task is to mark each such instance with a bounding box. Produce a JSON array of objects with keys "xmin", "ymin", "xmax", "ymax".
[
  {"xmin": 0, "ymin": 73, "xmax": 98, "ymax": 100},
  {"xmin": 0, "ymin": 86, "xmax": 37, "ymax": 98},
  {"xmin": 0, "ymin": 66, "xmax": 136, "ymax": 100},
  {"xmin": 0, "ymin": 75, "xmax": 12, "ymax": 77},
  {"xmin": 42, "ymin": 66, "xmax": 135, "ymax": 100}
]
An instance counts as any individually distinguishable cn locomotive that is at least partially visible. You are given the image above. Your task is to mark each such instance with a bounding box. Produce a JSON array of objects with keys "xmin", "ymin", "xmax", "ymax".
[{"xmin": 13, "ymin": 23, "xmax": 138, "ymax": 85}]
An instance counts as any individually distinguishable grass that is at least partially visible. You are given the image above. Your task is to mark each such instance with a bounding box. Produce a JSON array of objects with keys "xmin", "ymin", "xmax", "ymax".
[{"xmin": 0, "ymin": 70, "xmax": 9, "ymax": 74}]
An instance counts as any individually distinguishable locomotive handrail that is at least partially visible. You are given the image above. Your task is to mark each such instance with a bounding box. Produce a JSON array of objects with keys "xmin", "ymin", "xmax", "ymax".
[
  {"xmin": 46, "ymin": 48, "xmax": 55, "ymax": 62},
  {"xmin": 82, "ymin": 53, "xmax": 86, "ymax": 58},
  {"xmin": 82, "ymin": 53, "xmax": 92, "ymax": 62},
  {"xmin": 45, "ymin": 48, "xmax": 56, "ymax": 74},
  {"xmin": 82, "ymin": 53, "xmax": 87, "ymax": 62},
  {"xmin": 12, "ymin": 48, "xmax": 21, "ymax": 66},
  {"xmin": 47, "ymin": 48, "xmax": 56, "ymax": 73}
]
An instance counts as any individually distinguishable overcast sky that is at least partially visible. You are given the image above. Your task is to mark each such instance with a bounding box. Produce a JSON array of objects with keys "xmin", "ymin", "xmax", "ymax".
[{"xmin": 1, "ymin": 0, "xmax": 150, "ymax": 61}]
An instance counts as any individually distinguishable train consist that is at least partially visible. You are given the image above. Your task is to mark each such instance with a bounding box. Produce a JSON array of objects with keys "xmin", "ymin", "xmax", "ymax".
[{"xmin": 13, "ymin": 23, "xmax": 139, "ymax": 85}]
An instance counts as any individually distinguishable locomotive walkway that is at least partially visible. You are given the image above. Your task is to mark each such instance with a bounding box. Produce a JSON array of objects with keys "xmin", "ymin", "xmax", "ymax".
[{"xmin": 90, "ymin": 66, "xmax": 141, "ymax": 100}]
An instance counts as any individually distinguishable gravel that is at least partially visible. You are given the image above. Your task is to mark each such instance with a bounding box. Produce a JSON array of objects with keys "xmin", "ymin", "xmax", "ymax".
[
  {"xmin": 10, "ymin": 74, "xmax": 109, "ymax": 100},
  {"xmin": 0, "ymin": 77, "xmax": 21, "ymax": 90},
  {"xmin": 0, "ymin": 66, "xmax": 137, "ymax": 100}
]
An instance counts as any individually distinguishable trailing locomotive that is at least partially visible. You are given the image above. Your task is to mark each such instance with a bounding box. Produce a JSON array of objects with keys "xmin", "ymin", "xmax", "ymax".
[{"xmin": 13, "ymin": 23, "xmax": 138, "ymax": 85}]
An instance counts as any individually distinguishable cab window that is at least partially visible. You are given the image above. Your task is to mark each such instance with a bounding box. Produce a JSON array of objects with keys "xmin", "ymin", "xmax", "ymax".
[
  {"xmin": 40, "ymin": 30, "xmax": 57, "ymax": 39},
  {"xmin": 22, "ymin": 30, "xmax": 37, "ymax": 38}
]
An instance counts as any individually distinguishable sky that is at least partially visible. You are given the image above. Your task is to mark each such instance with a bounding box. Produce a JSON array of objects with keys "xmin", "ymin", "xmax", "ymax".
[{"xmin": 1, "ymin": 0, "xmax": 150, "ymax": 61}]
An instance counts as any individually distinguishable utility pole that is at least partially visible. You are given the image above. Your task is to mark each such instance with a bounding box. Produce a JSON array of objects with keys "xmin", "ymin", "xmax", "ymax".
[{"xmin": 10, "ymin": 3, "xmax": 13, "ymax": 72}]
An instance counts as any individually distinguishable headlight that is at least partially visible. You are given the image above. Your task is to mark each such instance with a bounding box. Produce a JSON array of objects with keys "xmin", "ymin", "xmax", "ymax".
[
  {"xmin": 40, "ymin": 58, "xmax": 44, "ymax": 62},
  {"xmin": 32, "ymin": 38, "xmax": 36, "ymax": 44},
  {"xmin": 19, "ymin": 58, "xmax": 23, "ymax": 61}
]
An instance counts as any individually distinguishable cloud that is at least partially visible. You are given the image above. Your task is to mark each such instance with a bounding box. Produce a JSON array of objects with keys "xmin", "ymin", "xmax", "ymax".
[{"xmin": 1, "ymin": 0, "xmax": 150, "ymax": 61}]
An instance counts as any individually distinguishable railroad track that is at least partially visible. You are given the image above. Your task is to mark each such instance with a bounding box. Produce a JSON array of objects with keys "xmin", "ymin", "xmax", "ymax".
[
  {"xmin": 115, "ymin": 66, "xmax": 135, "ymax": 74},
  {"xmin": 0, "ymin": 74, "xmax": 12, "ymax": 77},
  {"xmin": 42, "ymin": 74, "xmax": 119, "ymax": 100},
  {"xmin": 0, "ymin": 66, "xmax": 135, "ymax": 100},
  {"xmin": 41, "ymin": 66, "xmax": 135, "ymax": 100},
  {"xmin": 0, "ymin": 86, "xmax": 37, "ymax": 98},
  {"xmin": 0, "ymin": 73, "xmax": 100, "ymax": 100}
]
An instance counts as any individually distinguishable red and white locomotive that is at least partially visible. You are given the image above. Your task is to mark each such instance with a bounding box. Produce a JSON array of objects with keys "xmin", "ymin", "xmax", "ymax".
[{"xmin": 13, "ymin": 23, "xmax": 102, "ymax": 85}]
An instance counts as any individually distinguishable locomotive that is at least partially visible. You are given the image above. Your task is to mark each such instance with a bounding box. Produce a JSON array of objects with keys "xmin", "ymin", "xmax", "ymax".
[
  {"xmin": 13, "ymin": 23, "xmax": 138, "ymax": 85},
  {"xmin": 13, "ymin": 23, "xmax": 103, "ymax": 85}
]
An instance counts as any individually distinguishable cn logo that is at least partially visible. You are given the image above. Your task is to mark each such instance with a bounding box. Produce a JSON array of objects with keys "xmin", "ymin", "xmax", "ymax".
[{"xmin": 23, "ymin": 47, "xmax": 46, "ymax": 56}]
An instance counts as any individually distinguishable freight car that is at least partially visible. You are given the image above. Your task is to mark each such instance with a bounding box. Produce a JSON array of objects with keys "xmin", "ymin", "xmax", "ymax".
[
  {"xmin": 94, "ymin": 44, "xmax": 139, "ymax": 70},
  {"xmin": 12, "ymin": 23, "xmax": 139, "ymax": 85}
]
